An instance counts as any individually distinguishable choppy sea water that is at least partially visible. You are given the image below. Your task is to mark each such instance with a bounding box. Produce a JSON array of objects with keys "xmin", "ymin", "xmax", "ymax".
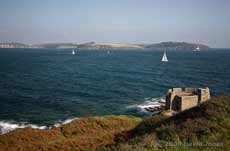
[{"xmin": 0, "ymin": 48, "xmax": 230, "ymax": 134}]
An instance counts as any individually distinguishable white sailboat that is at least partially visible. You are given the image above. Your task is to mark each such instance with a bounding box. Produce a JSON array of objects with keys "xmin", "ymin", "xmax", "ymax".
[
  {"xmin": 161, "ymin": 50, "xmax": 168, "ymax": 62},
  {"xmin": 194, "ymin": 46, "xmax": 200, "ymax": 51},
  {"xmin": 72, "ymin": 50, "xmax": 76, "ymax": 55}
]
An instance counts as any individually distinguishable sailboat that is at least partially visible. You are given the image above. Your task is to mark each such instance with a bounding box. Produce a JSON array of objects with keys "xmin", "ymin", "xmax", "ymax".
[
  {"xmin": 72, "ymin": 50, "xmax": 76, "ymax": 55},
  {"xmin": 161, "ymin": 50, "xmax": 168, "ymax": 62},
  {"xmin": 194, "ymin": 46, "xmax": 200, "ymax": 51}
]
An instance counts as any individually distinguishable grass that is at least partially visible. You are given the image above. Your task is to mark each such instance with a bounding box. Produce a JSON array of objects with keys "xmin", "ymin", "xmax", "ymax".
[
  {"xmin": 0, "ymin": 115, "xmax": 141, "ymax": 151},
  {"xmin": 100, "ymin": 96, "xmax": 230, "ymax": 151},
  {"xmin": 0, "ymin": 96, "xmax": 230, "ymax": 151}
]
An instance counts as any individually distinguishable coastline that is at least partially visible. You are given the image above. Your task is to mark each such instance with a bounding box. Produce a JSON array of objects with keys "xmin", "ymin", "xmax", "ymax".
[
  {"xmin": 0, "ymin": 96, "xmax": 166, "ymax": 135},
  {"xmin": 0, "ymin": 117, "xmax": 79, "ymax": 135},
  {"xmin": 0, "ymin": 41, "xmax": 210, "ymax": 50},
  {"xmin": 0, "ymin": 95, "xmax": 229, "ymax": 151}
]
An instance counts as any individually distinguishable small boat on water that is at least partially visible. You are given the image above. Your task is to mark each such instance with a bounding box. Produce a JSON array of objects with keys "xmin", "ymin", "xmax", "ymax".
[
  {"xmin": 72, "ymin": 50, "xmax": 76, "ymax": 55},
  {"xmin": 107, "ymin": 50, "xmax": 110, "ymax": 54},
  {"xmin": 161, "ymin": 50, "xmax": 168, "ymax": 62},
  {"xmin": 194, "ymin": 46, "xmax": 200, "ymax": 51}
]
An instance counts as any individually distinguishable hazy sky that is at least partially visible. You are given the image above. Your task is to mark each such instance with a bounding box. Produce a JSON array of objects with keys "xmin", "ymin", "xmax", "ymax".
[{"xmin": 0, "ymin": 0, "xmax": 229, "ymax": 47}]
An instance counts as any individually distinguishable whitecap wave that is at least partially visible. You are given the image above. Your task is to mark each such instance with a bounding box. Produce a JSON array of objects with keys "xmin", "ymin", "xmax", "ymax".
[
  {"xmin": 0, "ymin": 121, "xmax": 48, "ymax": 135},
  {"xmin": 53, "ymin": 117, "xmax": 79, "ymax": 127},
  {"xmin": 0, "ymin": 117, "xmax": 79, "ymax": 135},
  {"xmin": 127, "ymin": 97, "xmax": 165, "ymax": 114}
]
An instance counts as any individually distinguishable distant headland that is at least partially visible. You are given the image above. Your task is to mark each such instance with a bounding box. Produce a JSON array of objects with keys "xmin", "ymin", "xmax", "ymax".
[{"xmin": 0, "ymin": 41, "xmax": 210, "ymax": 50}]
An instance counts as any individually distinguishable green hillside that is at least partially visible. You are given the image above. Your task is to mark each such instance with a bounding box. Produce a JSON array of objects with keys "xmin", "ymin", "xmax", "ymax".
[{"xmin": 0, "ymin": 96, "xmax": 229, "ymax": 151}]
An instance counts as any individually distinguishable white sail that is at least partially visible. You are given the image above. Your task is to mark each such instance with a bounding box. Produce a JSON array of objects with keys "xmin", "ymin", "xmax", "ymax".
[
  {"xmin": 161, "ymin": 51, "xmax": 168, "ymax": 62},
  {"xmin": 72, "ymin": 50, "xmax": 75, "ymax": 55},
  {"xmin": 194, "ymin": 46, "xmax": 200, "ymax": 51}
]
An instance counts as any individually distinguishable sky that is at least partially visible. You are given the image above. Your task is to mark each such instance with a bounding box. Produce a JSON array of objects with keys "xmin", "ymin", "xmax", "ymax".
[{"xmin": 0, "ymin": 0, "xmax": 229, "ymax": 48}]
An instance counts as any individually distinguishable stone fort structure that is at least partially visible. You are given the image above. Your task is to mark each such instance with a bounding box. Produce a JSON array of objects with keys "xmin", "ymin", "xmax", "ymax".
[{"xmin": 166, "ymin": 87, "xmax": 210, "ymax": 111}]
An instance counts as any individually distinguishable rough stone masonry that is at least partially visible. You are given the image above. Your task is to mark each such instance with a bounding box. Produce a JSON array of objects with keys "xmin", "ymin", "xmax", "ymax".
[{"xmin": 165, "ymin": 87, "xmax": 210, "ymax": 111}]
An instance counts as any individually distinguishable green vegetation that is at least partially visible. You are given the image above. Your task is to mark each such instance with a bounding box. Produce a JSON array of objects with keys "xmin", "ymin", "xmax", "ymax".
[
  {"xmin": 0, "ymin": 96, "xmax": 229, "ymax": 151},
  {"xmin": 0, "ymin": 115, "xmax": 141, "ymax": 151},
  {"xmin": 103, "ymin": 96, "xmax": 230, "ymax": 151},
  {"xmin": 145, "ymin": 42, "xmax": 209, "ymax": 50}
]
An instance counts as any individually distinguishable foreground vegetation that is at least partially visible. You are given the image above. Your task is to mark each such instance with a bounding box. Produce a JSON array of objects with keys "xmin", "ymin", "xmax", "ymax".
[{"xmin": 0, "ymin": 96, "xmax": 229, "ymax": 151}]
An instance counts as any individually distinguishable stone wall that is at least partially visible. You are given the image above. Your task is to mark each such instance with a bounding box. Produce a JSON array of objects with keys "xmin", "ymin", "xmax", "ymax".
[
  {"xmin": 165, "ymin": 87, "xmax": 210, "ymax": 112},
  {"xmin": 180, "ymin": 95, "xmax": 199, "ymax": 111},
  {"xmin": 197, "ymin": 87, "xmax": 211, "ymax": 104},
  {"xmin": 185, "ymin": 88, "xmax": 196, "ymax": 94},
  {"xmin": 166, "ymin": 88, "xmax": 182, "ymax": 110},
  {"xmin": 171, "ymin": 96, "xmax": 181, "ymax": 111}
]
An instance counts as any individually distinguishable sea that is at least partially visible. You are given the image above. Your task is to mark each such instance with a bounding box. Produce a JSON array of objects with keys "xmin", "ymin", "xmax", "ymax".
[{"xmin": 0, "ymin": 48, "xmax": 230, "ymax": 134}]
